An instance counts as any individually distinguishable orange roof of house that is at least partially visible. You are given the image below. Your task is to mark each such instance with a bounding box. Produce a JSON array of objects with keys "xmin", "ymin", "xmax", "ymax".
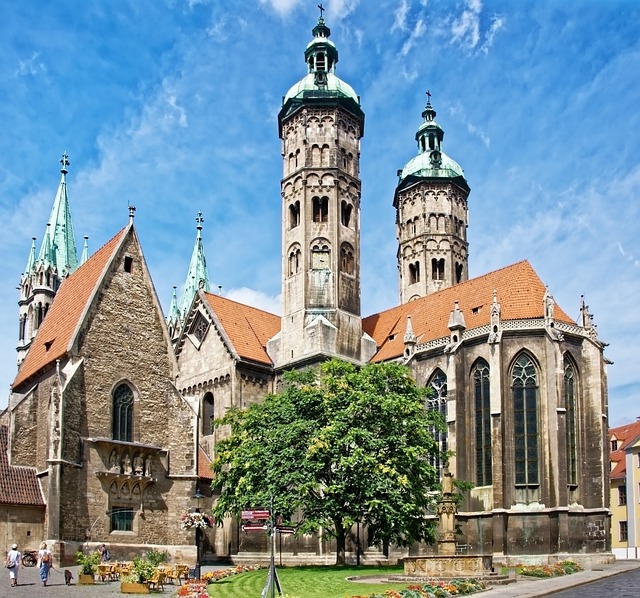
[
  {"xmin": 609, "ymin": 421, "xmax": 640, "ymax": 480},
  {"xmin": 13, "ymin": 227, "xmax": 128, "ymax": 389},
  {"xmin": 198, "ymin": 446, "xmax": 213, "ymax": 481},
  {"xmin": 0, "ymin": 425, "xmax": 45, "ymax": 506},
  {"xmin": 202, "ymin": 292, "xmax": 280, "ymax": 366},
  {"xmin": 363, "ymin": 260, "xmax": 574, "ymax": 362}
]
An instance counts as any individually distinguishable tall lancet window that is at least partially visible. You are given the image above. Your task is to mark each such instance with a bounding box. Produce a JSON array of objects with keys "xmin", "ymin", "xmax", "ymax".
[
  {"xmin": 564, "ymin": 357, "xmax": 578, "ymax": 487},
  {"xmin": 473, "ymin": 360, "xmax": 492, "ymax": 486},
  {"xmin": 426, "ymin": 369, "xmax": 448, "ymax": 477},
  {"xmin": 113, "ymin": 383, "xmax": 134, "ymax": 442},
  {"xmin": 512, "ymin": 354, "xmax": 539, "ymax": 485}
]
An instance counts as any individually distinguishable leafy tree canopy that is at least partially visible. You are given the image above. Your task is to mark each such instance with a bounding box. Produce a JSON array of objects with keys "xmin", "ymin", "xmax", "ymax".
[{"xmin": 211, "ymin": 359, "xmax": 447, "ymax": 564}]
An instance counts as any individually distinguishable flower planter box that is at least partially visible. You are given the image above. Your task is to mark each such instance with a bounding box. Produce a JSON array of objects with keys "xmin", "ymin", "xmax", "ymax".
[
  {"xmin": 120, "ymin": 581, "xmax": 150, "ymax": 594},
  {"xmin": 78, "ymin": 573, "xmax": 95, "ymax": 584}
]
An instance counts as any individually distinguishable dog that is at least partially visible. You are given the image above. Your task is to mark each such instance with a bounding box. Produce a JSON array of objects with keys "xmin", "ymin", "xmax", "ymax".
[{"xmin": 64, "ymin": 569, "xmax": 74, "ymax": 585}]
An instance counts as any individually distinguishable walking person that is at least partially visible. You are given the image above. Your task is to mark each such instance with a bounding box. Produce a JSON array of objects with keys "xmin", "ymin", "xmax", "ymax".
[
  {"xmin": 5, "ymin": 543, "xmax": 21, "ymax": 587},
  {"xmin": 37, "ymin": 541, "xmax": 52, "ymax": 586}
]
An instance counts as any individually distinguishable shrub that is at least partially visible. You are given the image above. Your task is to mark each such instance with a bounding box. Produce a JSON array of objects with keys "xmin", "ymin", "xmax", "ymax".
[{"xmin": 76, "ymin": 551, "xmax": 100, "ymax": 575}]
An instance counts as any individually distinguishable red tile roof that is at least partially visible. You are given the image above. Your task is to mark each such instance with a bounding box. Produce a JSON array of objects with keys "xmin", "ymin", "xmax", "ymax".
[
  {"xmin": 198, "ymin": 446, "xmax": 213, "ymax": 481},
  {"xmin": 0, "ymin": 425, "xmax": 45, "ymax": 506},
  {"xmin": 609, "ymin": 421, "xmax": 640, "ymax": 480},
  {"xmin": 202, "ymin": 292, "xmax": 280, "ymax": 365},
  {"xmin": 13, "ymin": 227, "xmax": 128, "ymax": 389},
  {"xmin": 363, "ymin": 260, "xmax": 574, "ymax": 362}
]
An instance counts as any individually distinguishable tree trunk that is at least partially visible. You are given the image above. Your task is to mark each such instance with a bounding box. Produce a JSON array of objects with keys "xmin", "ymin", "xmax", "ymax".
[{"xmin": 334, "ymin": 519, "xmax": 346, "ymax": 565}]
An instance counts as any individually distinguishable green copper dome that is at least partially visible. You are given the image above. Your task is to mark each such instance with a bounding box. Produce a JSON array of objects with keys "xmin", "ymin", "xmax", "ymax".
[
  {"xmin": 284, "ymin": 72, "xmax": 359, "ymax": 103},
  {"xmin": 399, "ymin": 96, "xmax": 466, "ymax": 183},
  {"xmin": 401, "ymin": 151, "xmax": 464, "ymax": 180},
  {"xmin": 281, "ymin": 14, "xmax": 360, "ymax": 107}
]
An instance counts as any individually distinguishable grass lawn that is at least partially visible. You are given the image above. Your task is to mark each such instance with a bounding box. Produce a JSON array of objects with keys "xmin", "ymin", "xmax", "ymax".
[{"xmin": 206, "ymin": 565, "xmax": 410, "ymax": 598}]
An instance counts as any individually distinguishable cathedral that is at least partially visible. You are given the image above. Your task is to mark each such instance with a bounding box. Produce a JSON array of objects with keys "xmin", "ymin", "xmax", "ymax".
[{"xmin": 1, "ymin": 14, "xmax": 611, "ymax": 567}]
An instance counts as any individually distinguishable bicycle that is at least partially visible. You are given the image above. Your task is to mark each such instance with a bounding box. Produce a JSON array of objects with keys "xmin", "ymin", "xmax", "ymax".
[{"xmin": 21, "ymin": 551, "xmax": 37, "ymax": 567}]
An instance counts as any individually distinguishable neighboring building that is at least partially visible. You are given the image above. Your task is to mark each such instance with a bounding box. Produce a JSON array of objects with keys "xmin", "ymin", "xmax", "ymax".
[
  {"xmin": 2, "ymin": 13, "xmax": 612, "ymax": 567},
  {"xmin": 609, "ymin": 421, "xmax": 640, "ymax": 559}
]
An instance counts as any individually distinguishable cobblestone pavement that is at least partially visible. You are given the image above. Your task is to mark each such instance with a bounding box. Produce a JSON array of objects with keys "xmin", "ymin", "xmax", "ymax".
[{"xmin": 4, "ymin": 560, "xmax": 640, "ymax": 597}]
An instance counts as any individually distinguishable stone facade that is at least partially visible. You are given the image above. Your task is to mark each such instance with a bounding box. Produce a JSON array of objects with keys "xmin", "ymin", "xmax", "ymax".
[{"xmin": 5, "ymin": 225, "xmax": 205, "ymax": 565}]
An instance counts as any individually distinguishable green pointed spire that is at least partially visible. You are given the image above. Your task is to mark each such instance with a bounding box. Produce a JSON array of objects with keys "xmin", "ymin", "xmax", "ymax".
[
  {"xmin": 178, "ymin": 212, "xmax": 211, "ymax": 320},
  {"xmin": 23, "ymin": 237, "xmax": 37, "ymax": 276},
  {"xmin": 38, "ymin": 223, "xmax": 55, "ymax": 269},
  {"xmin": 37, "ymin": 153, "xmax": 78, "ymax": 276},
  {"xmin": 167, "ymin": 285, "xmax": 181, "ymax": 327},
  {"xmin": 80, "ymin": 235, "xmax": 89, "ymax": 265}
]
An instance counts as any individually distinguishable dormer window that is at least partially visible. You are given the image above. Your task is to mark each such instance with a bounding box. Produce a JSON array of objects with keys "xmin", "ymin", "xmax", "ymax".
[{"xmin": 611, "ymin": 439, "xmax": 618, "ymax": 451}]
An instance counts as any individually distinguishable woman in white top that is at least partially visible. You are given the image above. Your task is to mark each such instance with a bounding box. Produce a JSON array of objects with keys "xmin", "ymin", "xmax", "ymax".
[
  {"xmin": 37, "ymin": 541, "xmax": 52, "ymax": 586},
  {"xmin": 6, "ymin": 543, "xmax": 21, "ymax": 587}
]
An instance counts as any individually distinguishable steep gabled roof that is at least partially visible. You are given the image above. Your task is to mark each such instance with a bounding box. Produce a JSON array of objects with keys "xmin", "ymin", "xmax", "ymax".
[
  {"xmin": 609, "ymin": 421, "xmax": 640, "ymax": 480},
  {"xmin": 202, "ymin": 293, "xmax": 280, "ymax": 366},
  {"xmin": 0, "ymin": 425, "xmax": 45, "ymax": 506},
  {"xmin": 363, "ymin": 260, "xmax": 574, "ymax": 362},
  {"xmin": 13, "ymin": 226, "xmax": 129, "ymax": 389}
]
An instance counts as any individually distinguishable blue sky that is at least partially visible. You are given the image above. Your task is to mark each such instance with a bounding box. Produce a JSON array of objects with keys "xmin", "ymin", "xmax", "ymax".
[{"xmin": 0, "ymin": 0, "xmax": 638, "ymax": 425}]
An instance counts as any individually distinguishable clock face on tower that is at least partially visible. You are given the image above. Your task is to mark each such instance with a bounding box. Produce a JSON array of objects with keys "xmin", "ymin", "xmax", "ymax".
[{"xmin": 312, "ymin": 249, "xmax": 330, "ymax": 269}]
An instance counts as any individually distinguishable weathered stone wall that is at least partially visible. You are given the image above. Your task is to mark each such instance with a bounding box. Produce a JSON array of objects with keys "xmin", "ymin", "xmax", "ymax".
[{"xmin": 0, "ymin": 504, "xmax": 45, "ymax": 552}]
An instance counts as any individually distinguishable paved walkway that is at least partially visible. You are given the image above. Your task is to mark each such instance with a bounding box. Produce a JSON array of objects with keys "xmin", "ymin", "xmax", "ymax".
[{"xmin": 4, "ymin": 559, "xmax": 640, "ymax": 596}]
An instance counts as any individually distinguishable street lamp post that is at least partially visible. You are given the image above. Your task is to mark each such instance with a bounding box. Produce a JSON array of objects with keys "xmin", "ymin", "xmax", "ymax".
[{"xmin": 193, "ymin": 487, "xmax": 204, "ymax": 580}]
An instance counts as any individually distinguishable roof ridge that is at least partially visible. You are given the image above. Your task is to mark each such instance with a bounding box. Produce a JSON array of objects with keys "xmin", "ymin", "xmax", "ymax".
[{"xmin": 203, "ymin": 291, "xmax": 279, "ymax": 318}]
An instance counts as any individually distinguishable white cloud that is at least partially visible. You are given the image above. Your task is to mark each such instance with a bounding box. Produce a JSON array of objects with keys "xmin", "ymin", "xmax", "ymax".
[
  {"xmin": 401, "ymin": 19, "xmax": 426, "ymax": 57},
  {"xmin": 450, "ymin": 0, "xmax": 504, "ymax": 54},
  {"xmin": 328, "ymin": 0, "xmax": 360, "ymax": 21},
  {"xmin": 259, "ymin": 0, "xmax": 302, "ymax": 17},
  {"xmin": 391, "ymin": 0, "xmax": 410, "ymax": 33},
  {"xmin": 225, "ymin": 287, "xmax": 282, "ymax": 315},
  {"xmin": 479, "ymin": 14, "xmax": 505, "ymax": 54},
  {"xmin": 451, "ymin": 3, "xmax": 481, "ymax": 50},
  {"xmin": 15, "ymin": 52, "xmax": 46, "ymax": 77}
]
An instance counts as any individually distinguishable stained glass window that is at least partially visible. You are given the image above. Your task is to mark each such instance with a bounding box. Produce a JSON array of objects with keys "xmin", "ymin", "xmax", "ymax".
[
  {"xmin": 564, "ymin": 358, "xmax": 578, "ymax": 486},
  {"xmin": 113, "ymin": 384, "xmax": 133, "ymax": 442},
  {"xmin": 474, "ymin": 360, "xmax": 492, "ymax": 486},
  {"xmin": 427, "ymin": 369, "xmax": 448, "ymax": 477},
  {"xmin": 512, "ymin": 354, "xmax": 538, "ymax": 485}
]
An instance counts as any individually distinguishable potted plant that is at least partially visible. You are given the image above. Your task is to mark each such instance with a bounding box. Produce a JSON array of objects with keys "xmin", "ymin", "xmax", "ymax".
[
  {"xmin": 76, "ymin": 551, "xmax": 100, "ymax": 584},
  {"xmin": 120, "ymin": 555, "xmax": 156, "ymax": 594}
]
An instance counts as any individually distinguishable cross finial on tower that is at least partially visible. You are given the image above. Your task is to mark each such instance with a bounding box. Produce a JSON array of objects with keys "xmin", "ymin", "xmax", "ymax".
[
  {"xmin": 128, "ymin": 204, "xmax": 136, "ymax": 223},
  {"xmin": 318, "ymin": 3, "xmax": 325, "ymax": 18},
  {"xmin": 196, "ymin": 211, "xmax": 204, "ymax": 230},
  {"xmin": 426, "ymin": 90, "xmax": 431, "ymax": 104},
  {"xmin": 60, "ymin": 152, "xmax": 70, "ymax": 174}
]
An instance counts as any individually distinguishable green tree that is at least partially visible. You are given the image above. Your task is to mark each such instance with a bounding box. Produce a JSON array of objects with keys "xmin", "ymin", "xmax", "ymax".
[{"xmin": 211, "ymin": 359, "xmax": 446, "ymax": 565}]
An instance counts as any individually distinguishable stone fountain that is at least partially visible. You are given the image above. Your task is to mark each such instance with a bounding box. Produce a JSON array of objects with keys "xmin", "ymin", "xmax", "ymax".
[{"xmin": 403, "ymin": 467, "xmax": 493, "ymax": 578}]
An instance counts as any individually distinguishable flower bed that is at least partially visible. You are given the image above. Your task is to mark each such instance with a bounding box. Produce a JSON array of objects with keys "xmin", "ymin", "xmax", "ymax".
[
  {"xmin": 516, "ymin": 560, "xmax": 583, "ymax": 578},
  {"xmin": 202, "ymin": 563, "xmax": 262, "ymax": 584},
  {"xmin": 348, "ymin": 578, "xmax": 486, "ymax": 598},
  {"xmin": 177, "ymin": 580, "xmax": 208, "ymax": 598}
]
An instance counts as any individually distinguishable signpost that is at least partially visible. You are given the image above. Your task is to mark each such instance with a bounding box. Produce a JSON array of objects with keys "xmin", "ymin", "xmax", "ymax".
[{"xmin": 241, "ymin": 501, "xmax": 295, "ymax": 598}]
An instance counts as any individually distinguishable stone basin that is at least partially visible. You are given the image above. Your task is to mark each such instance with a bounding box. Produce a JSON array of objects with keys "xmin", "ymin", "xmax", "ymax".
[{"xmin": 403, "ymin": 554, "xmax": 493, "ymax": 578}]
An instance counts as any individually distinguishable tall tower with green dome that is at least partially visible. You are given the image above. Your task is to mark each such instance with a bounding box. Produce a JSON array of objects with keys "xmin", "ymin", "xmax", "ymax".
[
  {"xmin": 267, "ymin": 12, "xmax": 376, "ymax": 369},
  {"xmin": 394, "ymin": 95, "xmax": 470, "ymax": 303}
]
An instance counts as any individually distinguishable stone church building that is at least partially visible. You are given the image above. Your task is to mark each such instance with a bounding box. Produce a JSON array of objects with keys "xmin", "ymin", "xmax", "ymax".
[{"xmin": 1, "ymin": 15, "xmax": 611, "ymax": 566}]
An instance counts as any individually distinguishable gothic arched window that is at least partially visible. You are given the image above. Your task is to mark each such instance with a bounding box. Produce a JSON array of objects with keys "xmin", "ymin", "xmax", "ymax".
[
  {"xmin": 473, "ymin": 360, "xmax": 492, "ymax": 486},
  {"xmin": 409, "ymin": 261, "xmax": 420, "ymax": 284},
  {"xmin": 427, "ymin": 369, "xmax": 448, "ymax": 477},
  {"xmin": 340, "ymin": 243, "xmax": 354, "ymax": 275},
  {"xmin": 564, "ymin": 356, "xmax": 578, "ymax": 487},
  {"xmin": 202, "ymin": 392, "xmax": 215, "ymax": 436},
  {"xmin": 113, "ymin": 383, "xmax": 134, "ymax": 442},
  {"xmin": 312, "ymin": 196, "xmax": 328, "ymax": 223},
  {"xmin": 512, "ymin": 354, "xmax": 539, "ymax": 485}
]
